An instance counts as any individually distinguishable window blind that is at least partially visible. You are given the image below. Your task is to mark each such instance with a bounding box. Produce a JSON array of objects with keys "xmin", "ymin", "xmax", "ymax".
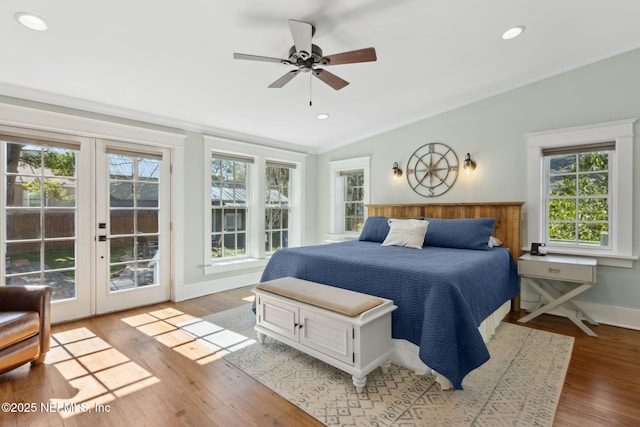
[
  {"xmin": 0, "ymin": 133, "xmax": 81, "ymax": 151},
  {"xmin": 106, "ymin": 147, "xmax": 163, "ymax": 161},
  {"xmin": 542, "ymin": 141, "xmax": 615, "ymax": 156},
  {"xmin": 211, "ymin": 152, "xmax": 255, "ymax": 164},
  {"xmin": 339, "ymin": 169, "xmax": 363, "ymax": 177},
  {"xmin": 266, "ymin": 160, "xmax": 297, "ymax": 169}
]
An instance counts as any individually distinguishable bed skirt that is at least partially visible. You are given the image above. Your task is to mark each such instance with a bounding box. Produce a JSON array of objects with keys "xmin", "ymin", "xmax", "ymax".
[{"xmin": 390, "ymin": 300, "xmax": 511, "ymax": 390}]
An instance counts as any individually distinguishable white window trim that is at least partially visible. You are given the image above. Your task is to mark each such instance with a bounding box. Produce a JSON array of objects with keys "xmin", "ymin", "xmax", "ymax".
[
  {"xmin": 328, "ymin": 156, "xmax": 370, "ymax": 241},
  {"xmin": 203, "ymin": 136, "xmax": 305, "ymax": 275},
  {"xmin": 526, "ymin": 119, "xmax": 637, "ymax": 267}
]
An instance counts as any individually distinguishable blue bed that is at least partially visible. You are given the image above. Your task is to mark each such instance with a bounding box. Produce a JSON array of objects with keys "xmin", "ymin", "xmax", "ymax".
[{"xmin": 259, "ymin": 238, "xmax": 520, "ymax": 389}]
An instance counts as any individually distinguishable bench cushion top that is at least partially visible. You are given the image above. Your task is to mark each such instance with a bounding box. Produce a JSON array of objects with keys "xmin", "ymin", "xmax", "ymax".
[{"xmin": 255, "ymin": 277, "xmax": 384, "ymax": 317}]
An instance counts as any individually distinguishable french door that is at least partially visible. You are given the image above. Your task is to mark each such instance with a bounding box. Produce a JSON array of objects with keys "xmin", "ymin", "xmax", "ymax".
[
  {"xmin": 94, "ymin": 140, "xmax": 171, "ymax": 314},
  {"xmin": 2, "ymin": 130, "xmax": 91, "ymax": 322},
  {"xmin": 2, "ymin": 128, "xmax": 171, "ymax": 322}
]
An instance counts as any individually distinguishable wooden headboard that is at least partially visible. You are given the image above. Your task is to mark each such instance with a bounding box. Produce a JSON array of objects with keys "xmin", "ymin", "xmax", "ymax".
[{"xmin": 366, "ymin": 202, "xmax": 524, "ymax": 261}]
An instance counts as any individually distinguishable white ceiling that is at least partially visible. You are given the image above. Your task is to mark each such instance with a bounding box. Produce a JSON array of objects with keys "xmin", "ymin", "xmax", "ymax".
[{"xmin": 2, "ymin": 1, "xmax": 640, "ymax": 154}]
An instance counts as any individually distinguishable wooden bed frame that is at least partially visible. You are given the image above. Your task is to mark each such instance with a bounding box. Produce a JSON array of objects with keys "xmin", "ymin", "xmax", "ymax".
[{"xmin": 366, "ymin": 202, "xmax": 524, "ymax": 310}]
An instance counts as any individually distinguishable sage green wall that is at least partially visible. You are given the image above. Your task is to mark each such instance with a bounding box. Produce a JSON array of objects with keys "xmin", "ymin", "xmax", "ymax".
[{"xmin": 315, "ymin": 48, "xmax": 640, "ymax": 311}]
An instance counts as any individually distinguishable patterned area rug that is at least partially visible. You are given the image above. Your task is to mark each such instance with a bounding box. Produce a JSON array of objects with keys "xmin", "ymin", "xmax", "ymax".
[{"xmin": 204, "ymin": 305, "xmax": 573, "ymax": 427}]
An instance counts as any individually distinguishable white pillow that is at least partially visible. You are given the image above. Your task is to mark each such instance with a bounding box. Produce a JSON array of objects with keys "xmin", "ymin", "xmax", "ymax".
[
  {"xmin": 488, "ymin": 236, "xmax": 503, "ymax": 248},
  {"xmin": 381, "ymin": 219, "xmax": 428, "ymax": 249}
]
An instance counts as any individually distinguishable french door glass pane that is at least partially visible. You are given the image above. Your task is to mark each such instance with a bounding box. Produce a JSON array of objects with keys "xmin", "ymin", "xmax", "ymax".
[
  {"xmin": 110, "ymin": 182, "xmax": 134, "ymax": 206},
  {"xmin": 110, "ymin": 210, "xmax": 135, "ymax": 235},
  {"xmin": 5, "ymin": 242, "xmax": 41, "ymax": 274},
  {"xmin": 139, "ymin": 210, "xmax": 159, "ymax": 234},
  {"xmin": 44, "ymin": 210, "xmax": 75, "ymax": 238},
  {"xmin": 3, "ymin": 141, "xmax": 78, "ymax": 302},
  {"xmin": 138, "ymin": 183, "xmax": 158, "ymax": 207},
  {"xmin": 7, "ymin": 175, "xmax": 40, "ymax": 206},
  {"xmin": 6, "ymin": 211, "xmax": 41, "ymax": 239},
  {"xmin": 110, "ymin": 236, "xmax": 135, "ymax": 263}
]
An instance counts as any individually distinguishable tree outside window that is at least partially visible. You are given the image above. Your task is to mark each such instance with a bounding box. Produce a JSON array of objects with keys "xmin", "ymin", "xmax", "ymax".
[
  {"xmin": 546, "ymin": 150, "xmax": 610, "ymax": 247},
  {"xmin": 265, "ymin": 165, "xmax": 291, "ymax": 254},
  {"xmin": 343, "ymin": 171, "xmax": 364, "ymax": 233}
]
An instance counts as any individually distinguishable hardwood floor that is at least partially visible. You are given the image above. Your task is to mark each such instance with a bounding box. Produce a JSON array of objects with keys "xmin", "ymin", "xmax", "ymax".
[
  {"xmin": 504, "ymin": 310, "xmax": 640, "ymax": 426},
  {"xmin": 1, "ymin": 287, "xmax": 639, "ymax": 426}
]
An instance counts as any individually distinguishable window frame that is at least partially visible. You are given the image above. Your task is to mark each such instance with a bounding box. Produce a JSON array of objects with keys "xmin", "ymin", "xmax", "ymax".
[
  {"xmin": 526, "ymin": 119, "xmax": 636, "ymax": 267},
  {"xmin": 544, "ymin": 145, "xmax": 612, "ymax": 249},
  {"xmin": 341, "ymin": 170, "xmax": 365, "ymax": 233},
  {"xmin": 328, "ymin": 156, "xmax": 370, "ymax": 240},
  {"xmin": 203, "ymin": 136, "xmax": 305, "ymax": 274},
  {"xmin": 210, "ymin": 155, "xmax": 250, "ymax": 260}
]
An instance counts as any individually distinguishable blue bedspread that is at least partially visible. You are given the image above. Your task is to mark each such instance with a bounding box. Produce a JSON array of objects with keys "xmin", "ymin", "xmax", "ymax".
[{"xmin": 259, "ymin": 240, "xmax": 520, "ymax": 389}]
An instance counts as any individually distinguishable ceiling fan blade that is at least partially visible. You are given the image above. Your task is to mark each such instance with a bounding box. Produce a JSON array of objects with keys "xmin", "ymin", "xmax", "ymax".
[
  {"xmin": 268, "ymin": 70, "xmax": 300, "ymax": 88},
  {"xmin": 233, "ymin": 53, "xmax": 290, "ymax": 64},
  {"xmin": 321, "ymin": 47, "xmax": 377, "ymax": 66},
  {"xmin": 312, "ymin": 69, "xmax": 349, "ymax": 90},
  {"xmin": 288, "ymin": 19, "xmax": 313, "ymax": 58}
]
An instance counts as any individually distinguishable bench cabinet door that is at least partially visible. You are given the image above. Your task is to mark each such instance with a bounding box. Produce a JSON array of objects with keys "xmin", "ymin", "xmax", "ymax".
[
  {"xmin": 256, "ymin": 295, "xmax": 299, "ymax": 340},
  {"xmin": 299, "ymin": 308, "xmax": 354, "ymax": 366}
]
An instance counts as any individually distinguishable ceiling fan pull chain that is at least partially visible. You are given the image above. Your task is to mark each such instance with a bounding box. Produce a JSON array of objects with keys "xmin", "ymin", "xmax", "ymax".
[{"xmin": 309, "ymin": 73, "xmax": 313, "ymax": 106}]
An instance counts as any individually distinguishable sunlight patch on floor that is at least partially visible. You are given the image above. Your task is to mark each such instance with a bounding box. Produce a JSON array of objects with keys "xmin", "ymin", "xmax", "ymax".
[
  {"xmin": 47, "ymin": 327, "xmax": 160, "ymax": 419},
  {"xmin": 121, "ymin": 307, "xmax": 255, "ymax": 365}
]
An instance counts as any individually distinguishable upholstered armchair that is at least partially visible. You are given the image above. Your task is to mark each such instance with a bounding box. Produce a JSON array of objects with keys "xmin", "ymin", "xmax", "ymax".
[{"xmin": 0, "ymin": 285, "xmax": 52, "ymax": 375}]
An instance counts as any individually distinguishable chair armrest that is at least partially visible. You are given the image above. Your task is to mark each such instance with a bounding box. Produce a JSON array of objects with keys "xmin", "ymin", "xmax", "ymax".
[
  {"xmin": 0, "ymin": 285, "xmax": 51, "ymax": 312},
  {"xmin": 0, "ymin": 286, "xmax": 52, "ymax": 354}
]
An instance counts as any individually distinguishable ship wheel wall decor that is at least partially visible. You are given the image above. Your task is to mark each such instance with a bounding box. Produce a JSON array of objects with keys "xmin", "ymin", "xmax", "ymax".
[{"xmin": 406, "ymin": 143, "xmax": 459, "ymax": 197}]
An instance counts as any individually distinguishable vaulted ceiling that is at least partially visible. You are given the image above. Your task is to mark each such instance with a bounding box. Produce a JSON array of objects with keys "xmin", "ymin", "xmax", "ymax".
[{"xmin": 2, "ymin": 1, "xmax": 640, "ymax": 153}]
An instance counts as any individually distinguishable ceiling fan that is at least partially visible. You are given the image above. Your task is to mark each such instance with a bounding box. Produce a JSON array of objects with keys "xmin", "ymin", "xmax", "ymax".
[{"xmin": 233, "ymin": 19, "xmax": 377, "ymax": 91}]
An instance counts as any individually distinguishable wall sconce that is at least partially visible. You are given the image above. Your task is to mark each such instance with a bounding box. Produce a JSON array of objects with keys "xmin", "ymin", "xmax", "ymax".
[
  {"xmin": 392, "ymin": 162, "xmax": 403, "ymax": 179},
  {"xmin": 463, "ymin": 153, "xmax": 476, "ymax": 174}
]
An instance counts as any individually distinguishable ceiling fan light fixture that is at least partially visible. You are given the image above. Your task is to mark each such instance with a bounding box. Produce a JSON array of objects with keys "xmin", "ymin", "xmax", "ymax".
[
  {"xmin": 317, "ymin": 113, "xmax": 330, "ymax": 120},
  {"xmin": 233, "ymin": 19, "xmax": 377, "ymax": 92},
  {"xmin": 14, "ymin": 12, "xmax": 48, "ymax": 31},
  {"xmin": 502, "ymin": 25, "xmax": 525, "ymax": 40}
]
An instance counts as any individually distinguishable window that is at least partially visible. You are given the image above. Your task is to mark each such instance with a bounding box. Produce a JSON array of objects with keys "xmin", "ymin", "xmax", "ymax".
[
  {"xmin": 210, "ymin": 155, "xmax": 249, "ymax": 259},
  {"xmin": 342, "ymin": 170, "xmax": 365, "ymax": 232},
  {"xmin": 328, "ymin": 157, "xmax": 370, "ymax": 239},
  {"xmin": 203, "ymin": 136, "xmax": 305, "ymax": 273},
  {"xmin": 544, "ymin": 144, "xmax": 611, "ymax": 248},
  {"xmin": 527, "ymin": 119, "xmax": 636, "ymax": 267},
  {"xmin": 265, "ymin": 162, "xmax": 294, "ymax": 254}
]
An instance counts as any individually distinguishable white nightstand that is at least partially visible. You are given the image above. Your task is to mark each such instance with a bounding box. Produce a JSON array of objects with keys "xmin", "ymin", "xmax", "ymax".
[{"xmin": 517, "ymin": 254, "xmax": 599, "ymax": 336}]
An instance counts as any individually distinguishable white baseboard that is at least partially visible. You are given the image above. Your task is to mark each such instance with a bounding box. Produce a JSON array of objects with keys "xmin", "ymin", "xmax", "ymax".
[
  {"xmin": 173, "ymin": 271, "xmax": 262, "ymax": 302},
  {"xmin": 521, "ymin": 299, "xmax": 640, "ymax": 331}
]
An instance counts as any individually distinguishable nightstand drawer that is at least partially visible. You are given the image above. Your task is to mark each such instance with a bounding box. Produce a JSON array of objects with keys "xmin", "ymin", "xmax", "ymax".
[{"xmin": 518, "ymin": 258, "xmax": 596, "ymax": 283}]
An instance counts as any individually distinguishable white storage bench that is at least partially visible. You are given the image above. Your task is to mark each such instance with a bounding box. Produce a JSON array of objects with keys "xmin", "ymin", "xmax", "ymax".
[{"xmin": 252, "ymin": 277, "xmax": 397, "ymax": 392}]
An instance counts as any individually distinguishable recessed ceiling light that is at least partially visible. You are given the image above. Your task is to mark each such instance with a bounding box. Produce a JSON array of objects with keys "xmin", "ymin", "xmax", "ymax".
[
  {"xmin": 502, "ymin": 25, "xmax": 525, "ymax": 40},
  {"xmin": 317, "ymin": 113, "xmax": 330, "ymax": 120},
  {"xmin": 14, "ymin": 12, "xmax": 48, "ymax": 31}
]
